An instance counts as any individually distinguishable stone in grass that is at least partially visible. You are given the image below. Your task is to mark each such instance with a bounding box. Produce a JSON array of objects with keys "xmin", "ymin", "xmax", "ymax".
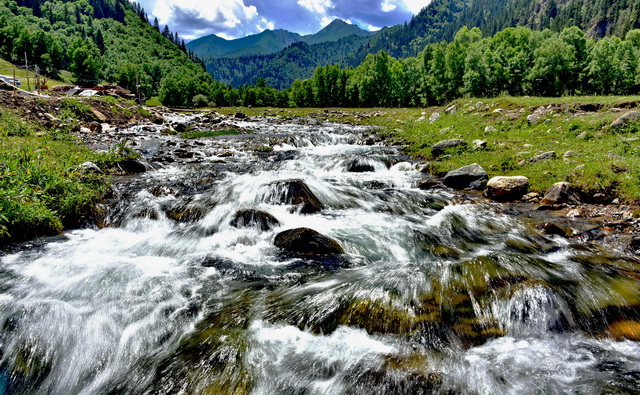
[
  {"xmin": 274, "ymin": 227, "xmax": 344, "ymax": 255},
  {"xmin": 529, "ymin": 151, "xmax": 556, "ymax": 163},
  {"xmin": 443, "ymin": 163, "xmax": 488, "ymax": 191},
  {"xmin": 485, "ymin": 176, "xmax": 529, "ymax": 202},
  {"xmin": 610, "ymin": 111, "xmax": 640, "ymax": 128},
  {"xmin": 431, "ymin": 139, "xmax": 467, "ymax": 157}
]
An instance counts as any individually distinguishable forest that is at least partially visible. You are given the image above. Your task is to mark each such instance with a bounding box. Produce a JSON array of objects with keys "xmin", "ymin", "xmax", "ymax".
[{"xmin": 167, "ymin": 25, "xmax": 640, "ymax": 109}]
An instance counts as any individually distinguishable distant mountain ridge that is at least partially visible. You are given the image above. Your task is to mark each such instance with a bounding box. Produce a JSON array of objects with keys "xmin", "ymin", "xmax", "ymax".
[{"xmin": 187, "ymin": 19, "xmax": 372, "ymax": 59}]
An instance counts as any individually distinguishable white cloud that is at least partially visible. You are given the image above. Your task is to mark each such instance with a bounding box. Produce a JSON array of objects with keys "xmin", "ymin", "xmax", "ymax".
[
  {"xmin": 381, "ymin": 0, "xmax": 396, "ymax": 12},
  {"xmin": 399, "ymin": 0, "xmax": 431, "ymax": 14},
  {"xmin": 297, "ymin": 0, "xmax": 332, "ymax": 14}
]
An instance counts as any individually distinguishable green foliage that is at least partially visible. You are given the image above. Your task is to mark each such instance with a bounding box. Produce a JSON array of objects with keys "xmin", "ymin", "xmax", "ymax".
[
  {"xmin": 288, "ymin": 26, "xmax": 640, "ymax": 107},
  {"xmin": 0, "ymin": 109, "xmax": 35, "ymax": 137}
]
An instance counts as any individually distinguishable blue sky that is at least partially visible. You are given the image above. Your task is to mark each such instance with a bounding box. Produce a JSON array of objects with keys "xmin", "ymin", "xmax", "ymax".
[{"xmin": 134, "ymin": 0, "xmax": 432, "ymax": 41}]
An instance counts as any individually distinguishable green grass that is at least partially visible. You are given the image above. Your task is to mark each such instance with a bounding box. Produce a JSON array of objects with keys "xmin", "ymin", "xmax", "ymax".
[
  {"xmin": 218, "ymin": 96, "xmax": 640, "ymax": 202},
  {"xmin": 0, "ymin": 109, "xmax": 129, "ymax": 244},
  {"xmin": 180, "ymin": 129, "xmax": 242, "ymax": 139},
  {"xmin": 145, "ymin": 96, "xmax": 162, "ymax": 107}
]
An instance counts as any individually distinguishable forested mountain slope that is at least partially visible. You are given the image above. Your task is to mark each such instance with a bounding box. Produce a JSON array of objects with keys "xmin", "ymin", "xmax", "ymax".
[
  {"xmin": 204, "ymin": 0, "xmax": 640, "ymax": 89},
  {"xmin": 0, "ymin": 0, "xmax": 216, "ymax": 103}
]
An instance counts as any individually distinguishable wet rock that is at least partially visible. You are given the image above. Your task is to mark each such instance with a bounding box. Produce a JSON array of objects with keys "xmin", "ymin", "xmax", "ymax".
[
  {"xmin": 538, "ymin": 222, "xmax": 571, "ymax": 237},
  {"xmin": 116, "ymin": 158, "xmax": 148, "ymax": 174},
  {"xmin": 627, "ymin": 236, "xmax": 640, "ymax": 253},
  {"xmin": 417, "ymin": 176, "xmax": 440, "ymax": 190},
  {"xmin": 230, "ymin": 209, "xmax": 280, "ymax": 232},
  {"xmin": 174, "ymin": 122, "xmax": 188, "ymax": 133},
  {"xmin": 485, "ymin": 176, "xmax": 529, "ymax": 201},
  {"xmin": 340, "ymin": 299, "xmax": 417, "ymax": 335},
  {"xmin": 541, "ymin": 182, "xmax": 580, "ymax": 204},
  {"xmin": 152, "ymin": 114, "xmax": 165, "ymax": 125},
  {"xmin": 234, "ymin": 112, "xmax": 247, "ymax": 119},
  {"xmin": 431, "ymin": 139, "xmax": 467, "ymax": 157},
  {"xmin": 264, "ymin": 179, "xmax": 323, "ymax": 214},
  {"xmin": 529, "ymin": 151, "xmax": 556, "ymax": 163},
  {"xmin": 343, "ymin": 157, "xmax": 376, "ymax": 172},
  {"xmin": 607, "ymin": 320, "xmax": 640, "ymax": 341},
  {"xmin": 443, "ymin": 163, "xmax": 488, "ymax": 191},
  {"xmin": 610, "ymin": 111, "xmax": 640, "ymax": 128},
  {"xmin": 274, "ymin": 227, "xmax": 344, "ymax": 255}
]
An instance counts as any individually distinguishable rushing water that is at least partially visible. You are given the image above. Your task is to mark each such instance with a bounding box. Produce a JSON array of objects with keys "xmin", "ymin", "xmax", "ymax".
[{"xmin": 1, "ymin": 116, "xmax": 639, "ymax": 394}]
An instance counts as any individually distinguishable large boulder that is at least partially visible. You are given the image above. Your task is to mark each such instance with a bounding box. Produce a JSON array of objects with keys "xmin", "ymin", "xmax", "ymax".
[
  {"xmin": 230, "ymin": 209, "xmax": 280, "ymax": 231},
  {"xmin": 541, "ymin": 182, "xmax": 580, "ymax": 204},
  {"xmin": 485, "ymin": 176, "xmax": 529, "ymax": 201},
  {"xmin": 274, "ymin": 228, "xmax": 344, "ymax": 255},
  {"xmin": 263, "ymin": 179, "xmax": 323, "ymax": 214},
  {"xmin": 443, "ymin": 163, "xmax": 488, "ymax": 190},
  {"xmin": 117, "ymin": 158, "xmax": 148, "ymax": 174},
  {"xmin": 431, "ymin": 139, "xmax": 467, "ymax": 157},
  {"xmin": 610, "ymin": 111, "xmax": 640, "ymax": 128}
]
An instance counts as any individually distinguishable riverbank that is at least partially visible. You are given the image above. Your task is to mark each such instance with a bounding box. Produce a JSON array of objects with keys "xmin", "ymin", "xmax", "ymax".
[{"xmin": 218, "ymin": 96, "xmax": 640, "ymax": 203}]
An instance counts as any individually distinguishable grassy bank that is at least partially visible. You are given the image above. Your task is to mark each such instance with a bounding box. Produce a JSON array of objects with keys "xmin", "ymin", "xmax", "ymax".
[
  {"xmin": 0, "ymin": 109, "xmax": 125, "ymax": 245},
  {"xmin": 218, "ymin": 96, "xmax": 640, "ymax": 202}
]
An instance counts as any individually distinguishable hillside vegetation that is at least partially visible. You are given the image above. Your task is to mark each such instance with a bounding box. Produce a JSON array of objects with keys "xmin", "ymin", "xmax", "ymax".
[{"xmin": 0, "ymin": 0, "xmax": 217, "ymax": 104}]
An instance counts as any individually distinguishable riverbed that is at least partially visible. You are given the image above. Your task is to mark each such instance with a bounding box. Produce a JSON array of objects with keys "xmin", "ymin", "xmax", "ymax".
[{"xmin": 1, "ymin": 113, "xmax": 639, "ymax": 394}]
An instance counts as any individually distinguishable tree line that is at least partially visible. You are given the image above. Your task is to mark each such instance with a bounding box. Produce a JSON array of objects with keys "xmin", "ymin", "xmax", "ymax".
[{"xmin": 164, "ymin": 25, "xmax": 640, "ymax": 108}]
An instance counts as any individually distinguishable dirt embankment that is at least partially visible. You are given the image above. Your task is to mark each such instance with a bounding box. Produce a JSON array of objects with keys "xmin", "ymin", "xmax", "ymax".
[{"xmin": 0, "ymin": 89, "xmax": 154, "ymax": 129}]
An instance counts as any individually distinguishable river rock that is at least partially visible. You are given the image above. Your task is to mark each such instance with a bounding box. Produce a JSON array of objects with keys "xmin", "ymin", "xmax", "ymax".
[
  {"xmin": 432, "ymin": 139, "xmax": 467, "ymax": 157},
  {"xmin": 234, "ymin": 112, "xmax": 247, "ymax": 119},
  {"xmin": 485, "ymin": 176, "xmax": 529, "ymax": 201},
  {"xmin": 265, "ymin": 179, "xmax": 323, "ymax": 214},
  {"xmin": 529, "ymin": 151, "xmax": 556, "ymax": 163},
  {"xmin": 117, "ymin": 158, "xmax": 148, "ymax": 174},
  {"xmin": 230, "ymin": 209, "xmax": 280, "ymax": 231},
  {"xmin": 443, "ymin": 163, "xmax": 488, "ymax": 190},
  {"xmin": 343, "ymin": 157, "xmax": 376, "ymax": 172},
  {"xmin": 610, "ymin": 111, "xmax": 640, "ymax": 128},
  {"xmin": 541, "ymin": 182, "xmax": 580, "ymax": 204},
  {"xmin": 417, "ymin": 176, "xmax": 440, "ymax": 190},
  {"xmin": 174, "ymin": 122, "xmax": 188, "ymax": 133},
  {"xmin": 274, "ymin": 227, "xmax": 344, "ymax": 255}
]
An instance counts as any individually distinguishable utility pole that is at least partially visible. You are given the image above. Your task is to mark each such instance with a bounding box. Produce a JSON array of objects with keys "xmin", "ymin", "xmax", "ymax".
[{"xmin": 24, "ymin": 52, "xmax": 31, "ymax": 91}]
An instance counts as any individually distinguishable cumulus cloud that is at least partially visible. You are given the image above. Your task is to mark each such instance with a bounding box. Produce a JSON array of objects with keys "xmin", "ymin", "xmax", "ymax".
[{"xmin": 135, "ymin": 0, "xmax": 433, "ymax": 40}]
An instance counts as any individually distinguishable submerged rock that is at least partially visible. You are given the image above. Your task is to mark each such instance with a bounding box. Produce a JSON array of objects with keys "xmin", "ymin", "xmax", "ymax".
[
  {"xmin": 264, "ymin": 179, "xmax": 323, "ymax": 214},
  {"xmin": 443, "ymin": 163, "xmax": 488, "ymax": 190},
  {"xmin": 485, "ymin": 176, "xmax": 529, "ymax": 201},
  {"xmin": 274, "ymin": 227, "xmax": 344, "ymax": 255},
  {"xmin": 230, "ymin": 209, "xmax": 280, "ymax": 231}
]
